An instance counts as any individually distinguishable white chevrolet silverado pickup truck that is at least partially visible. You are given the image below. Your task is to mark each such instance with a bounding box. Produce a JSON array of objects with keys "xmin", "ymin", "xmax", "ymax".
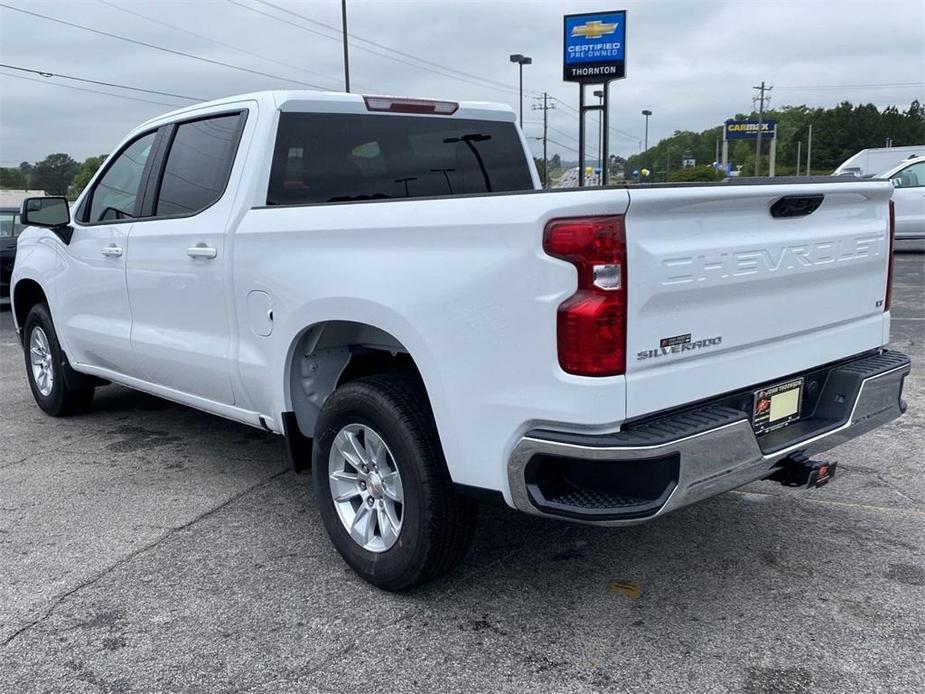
[{"xmin": 12, "ymin": 91, "xmax": 910, "ymax": 590}]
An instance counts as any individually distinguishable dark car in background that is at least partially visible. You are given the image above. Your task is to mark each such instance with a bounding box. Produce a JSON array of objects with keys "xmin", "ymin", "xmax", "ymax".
[{"xmin": 1, "ymin": 207, "xmax": 25, "ymax": 298}]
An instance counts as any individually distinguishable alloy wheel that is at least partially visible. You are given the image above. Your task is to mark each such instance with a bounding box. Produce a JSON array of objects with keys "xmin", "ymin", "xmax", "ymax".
[
  {"xmin": 29, "ymin": 327, "xmax": 54, "ymax": 397},
  {"xmin": 328, "ymin": 423, "xmax": 404, "ymax": 553}
]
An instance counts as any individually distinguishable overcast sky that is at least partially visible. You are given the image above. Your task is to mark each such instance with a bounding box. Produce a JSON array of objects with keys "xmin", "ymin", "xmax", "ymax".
[{"xmin": 1, "ymin": 0, "xmax": 923, "ymax": 166}]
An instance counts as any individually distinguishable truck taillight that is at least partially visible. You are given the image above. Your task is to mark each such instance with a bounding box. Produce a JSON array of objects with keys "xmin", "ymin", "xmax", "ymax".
[
  {"xmin": 543, "ymin": 216, "xmax": 627, "ymax": 376},
  {"xmin": 885, "ymin": 199, "xmax": 895, "ymax": 312}
]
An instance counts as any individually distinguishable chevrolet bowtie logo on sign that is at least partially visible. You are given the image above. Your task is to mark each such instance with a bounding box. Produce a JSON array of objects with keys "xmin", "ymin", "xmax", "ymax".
[
  {"xmin": 570, "ymin": 20, "xmax": 619, "ymax": 40},
  {"xmin": 563, "ymin": 10, "xmax": 627, "ymax": 83}
]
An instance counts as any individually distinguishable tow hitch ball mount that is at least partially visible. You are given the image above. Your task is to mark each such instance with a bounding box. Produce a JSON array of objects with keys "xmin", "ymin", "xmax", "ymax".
[{"xmin": 769, "ymin": 451, "xmax": 837, "ymax": 489}]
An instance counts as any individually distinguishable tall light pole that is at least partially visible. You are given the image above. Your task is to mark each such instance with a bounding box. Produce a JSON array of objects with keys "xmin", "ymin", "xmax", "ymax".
[
  {"xmin": 509, "ymin": 54, "xmax": 532, "ymax": 127},
  {"xmin": 340, "ymin": 0, "xmax": 351, "ymax": 92},
  {"xmin": 594, "ymin": 89, "xmax": 604, "ymax": 178},
  {"xmin": 641, "ymin": 109, "xmax": 652, "ymax": 178}
]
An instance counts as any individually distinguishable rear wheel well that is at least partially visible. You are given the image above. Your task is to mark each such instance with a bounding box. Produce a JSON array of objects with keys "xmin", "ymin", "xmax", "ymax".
[
  {"xmin": 338, "ymin": 351, "xmax": 421, "ymax": 387},
  {"xmin": 13, "ymin": 279, "xmax": 48, "ymax": 338},
  {"xmin": 287, "ymin": 321, "xmax": 425, "ymax": 440}
]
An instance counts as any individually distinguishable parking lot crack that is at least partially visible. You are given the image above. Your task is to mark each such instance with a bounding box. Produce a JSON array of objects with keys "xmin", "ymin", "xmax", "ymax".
[
  {"xmin": 0, "ymin": 467, "xmax": 289, "ymax": 647},
  {"xmin": 0, "ymin": 431, "xmax": 99, "ymax": 471}
]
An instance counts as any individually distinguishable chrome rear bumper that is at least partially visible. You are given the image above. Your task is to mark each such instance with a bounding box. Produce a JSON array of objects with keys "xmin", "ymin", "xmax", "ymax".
[{"xmin": 508, "ymin": 351, "xmax": 911, "ymax": 525}]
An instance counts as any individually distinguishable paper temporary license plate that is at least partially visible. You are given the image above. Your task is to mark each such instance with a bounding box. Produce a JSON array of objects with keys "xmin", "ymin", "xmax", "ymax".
[{"xmin": 753, "ymin": 378, "xmax": 803, "ymax": 435}]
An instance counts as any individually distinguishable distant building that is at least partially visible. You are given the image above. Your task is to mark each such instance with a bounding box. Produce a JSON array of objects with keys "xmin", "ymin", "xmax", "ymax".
[{"xmin": 0, "ymin": 190, "xmax": 47, "ymax": 208}]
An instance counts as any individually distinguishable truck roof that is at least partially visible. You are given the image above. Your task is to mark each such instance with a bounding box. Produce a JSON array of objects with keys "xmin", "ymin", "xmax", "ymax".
[{"xmin": 136, "ymin": 89, "xmax": 516, "ymax": 131}]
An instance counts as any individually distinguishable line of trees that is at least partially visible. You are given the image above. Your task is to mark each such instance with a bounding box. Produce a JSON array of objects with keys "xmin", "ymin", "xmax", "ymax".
[
  {"xmin": 626, "ymin": 99, "xmax": 925, "ymax": 181},
  {"xmin": 0, "ymin": 154, "xmax": 107, "ymax": 199}
]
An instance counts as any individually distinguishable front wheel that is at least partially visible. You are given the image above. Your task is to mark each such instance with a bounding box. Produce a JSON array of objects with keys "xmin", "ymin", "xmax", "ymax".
[
  {"xmin": 23, "ymin": 303, "xmax": 94, "ymax": 416},
  {"xmin": 313, "ymin": 373, "xmax": 477, "ymax": 591}
]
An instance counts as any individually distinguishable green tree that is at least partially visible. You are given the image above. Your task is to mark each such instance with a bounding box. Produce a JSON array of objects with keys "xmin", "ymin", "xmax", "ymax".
[
  {"xmin": 29, "ymin": 153, "xmax": 79, "ymax": 196},
  {"xmin": 68, "ymin": 155, "xmax": 107, "ymax": 199},
  {"xmin": 0, "ymin": 167, "xmax": 29, "ymax": 189},
  {"xmin": 533, "ymin": 157, "xmax": 547, "ymax": 186},
  {"xmin": 625, "ymin": 99, "xmax": 925, "ymax": 178},
  {"xmin": 668, "ymin": 165, "xmax": 723, "ymax": 183}
]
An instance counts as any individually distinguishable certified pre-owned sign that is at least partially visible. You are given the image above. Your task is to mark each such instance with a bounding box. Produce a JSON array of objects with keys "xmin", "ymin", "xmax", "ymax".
[{"xmin": 563, "ymin": 10, "xmax": 626, "ymax": 82}]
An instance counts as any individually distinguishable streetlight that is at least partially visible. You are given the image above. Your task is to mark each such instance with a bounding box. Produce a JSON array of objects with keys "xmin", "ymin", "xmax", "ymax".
[
  {"xmin": 641, "ymin": 109, "xmax": 652, "ymax": 177},
  {"xmin": 341, "ymin": 0, "xmax": 350, "ymax": 92},
  {"xmin": 509, "ymin": 54, "xmax": 532, "ymax": 127},
  {"xmin": 594, "ymin": 90, "xmax": 604, "ymax": 181}
]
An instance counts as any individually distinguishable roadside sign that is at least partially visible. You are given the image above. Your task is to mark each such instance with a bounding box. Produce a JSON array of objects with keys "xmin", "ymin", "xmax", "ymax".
[
  {"xmin": 563, "ymin": 10, "xmax": 626, "ymax": 82},
  {"xmin": 724, "ymin": 119, "xmax": 777, "ymax": 140}
]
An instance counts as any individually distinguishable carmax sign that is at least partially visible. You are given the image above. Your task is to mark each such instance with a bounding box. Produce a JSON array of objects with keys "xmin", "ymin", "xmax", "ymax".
[
  {"xmin": 725, "ymin": 119, "xmax": 777, "ymax": 139},
  {"xmin": 563, "ymin": 10, "xmax": 626, "ymax": 82}
]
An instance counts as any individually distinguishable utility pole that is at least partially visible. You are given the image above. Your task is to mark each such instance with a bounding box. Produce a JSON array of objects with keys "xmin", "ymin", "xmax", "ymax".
[
  {"xmin": 796, "ymin": 140, "xmax": 802, "ymax": 176},
  {"xmin": 641, "ymin": 109, "xmax": 652, "ymax": 174},
  {"xmin": 806, "ymin": 124, "xmax": 813, "ymax": 175},
  {"xmin": 341, "ymin": 0, "xmax": 350, "ymax": 92},
  {"xmin": 532, "ymin": 93, "xmax": 555, "ymax": 188},
  {"xmin": 753, "ymin": 81, "xmax": 772, "ymax": 176}
]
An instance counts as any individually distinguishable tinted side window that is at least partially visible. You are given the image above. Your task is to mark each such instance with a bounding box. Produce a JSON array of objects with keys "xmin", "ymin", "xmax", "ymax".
[
  {"xmin": 156, "ymin": 114, "xmax": 242, "ymax": 216},
  {"xmin": 0, "ymin": 212, "xmax": 23, "ymax": 238},
  {"xmin": 267, "ymin": 113, "xmax": 534, "ymax": 205},
  {"xmin": 88, "ymin": 131, "xmax": 157, "ymax": 222}
]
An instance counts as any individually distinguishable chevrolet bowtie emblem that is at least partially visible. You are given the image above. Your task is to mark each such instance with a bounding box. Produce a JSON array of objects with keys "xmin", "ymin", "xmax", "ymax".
[{"xmin": 571, "ymin": 20, "xmax": 618, "ymax": 40}]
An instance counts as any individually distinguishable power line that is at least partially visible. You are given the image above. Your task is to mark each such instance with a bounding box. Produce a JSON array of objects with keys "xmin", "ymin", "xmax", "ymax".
[
  {"xmin": 548, "ymin": 124, "xmax": 579, "ymax": 145},
  {"xmin": 227, "ymin": 0, "xmax": 517, "ymax": 97},
  {"xmin": 777, "ymin": 81, "xmax": 925, "ymax": 90},
  {"xmin": 547, "ymin": 137, "xmax": 579, "ymax": 152},
  {"xmin": 551, "ymin": 97, "xmax": 579, "ymax": 114},
  {"xmin": 0, "ymin": 62, "xmax": 203, "ymax": 101},
  {"xmin": 549, "ymin": 97, "xmax": 640, "ymax": 141},
  {"xmin": 0, "ymin": 70, "xmax": 183, "ymax": 108},
  {"xmin": 251, "ymin": 0, "xmax": 519, "ymax": 94},
  {"xmin": 0, "ymin": 2, "xmax": 331, "ymax": 90},
  {"xmin": 526, "ymin": 123, "xmax": 579, "ymax": 145},
  {"xmin": 96, "ymin": 0, "xmax": 342, "ymax": 89}
]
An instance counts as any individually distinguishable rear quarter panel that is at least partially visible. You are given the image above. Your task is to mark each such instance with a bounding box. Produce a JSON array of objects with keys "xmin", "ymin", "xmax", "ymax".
[{"xmin": 232, "ymin": 189, "xmax": 631, "ymax": 495}]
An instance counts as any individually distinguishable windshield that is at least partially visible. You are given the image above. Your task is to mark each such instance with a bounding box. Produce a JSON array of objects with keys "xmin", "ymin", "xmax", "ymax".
[
  {"xmin": 0, "ymin": 210, "xmax": 24, "ymax": 238},
  {"xmin": 873, "ymin": 159, "xmax": 925, "ymax": 183}
]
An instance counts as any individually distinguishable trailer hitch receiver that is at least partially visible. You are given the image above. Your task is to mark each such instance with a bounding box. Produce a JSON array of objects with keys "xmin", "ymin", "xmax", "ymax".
[{"xmin": 769, "ymin": 451, "xmax": 837, "ymax": 489}]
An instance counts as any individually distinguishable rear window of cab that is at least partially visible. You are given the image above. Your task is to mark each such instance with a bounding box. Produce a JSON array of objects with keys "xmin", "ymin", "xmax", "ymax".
[{"xmin": 267, "ymin": 112, "xmax": 534, "ymax": 205}]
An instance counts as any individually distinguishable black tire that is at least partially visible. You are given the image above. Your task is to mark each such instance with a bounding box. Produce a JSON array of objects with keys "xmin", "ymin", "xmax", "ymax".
[
  {"xmin": 22, "ymin": 303, "xmax": 94, "ymax": 416},
  {"xmin": 312, "ymin": 372, "xmax": 477, "ymax": 591}
]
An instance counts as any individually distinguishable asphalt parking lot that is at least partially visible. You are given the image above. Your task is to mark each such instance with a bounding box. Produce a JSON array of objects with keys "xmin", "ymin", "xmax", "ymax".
[{"xmin": 1, "ymin": 255, "xmax": 923, "ymax": 694}]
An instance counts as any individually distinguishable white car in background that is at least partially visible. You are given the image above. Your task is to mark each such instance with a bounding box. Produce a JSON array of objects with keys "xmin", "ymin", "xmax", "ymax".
[
  {"xmin": 833, "ymin": 145, "xmax": 925, "ymax": 177},
  {"xmin": 877, "ymin": 157, "xmax": 925, "ymax": 251}
]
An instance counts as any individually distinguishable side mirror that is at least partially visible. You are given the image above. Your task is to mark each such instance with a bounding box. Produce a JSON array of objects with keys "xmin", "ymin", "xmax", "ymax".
[{"xmin": 20, "ymin": 197, "xmax": 73, "ymax": 243}]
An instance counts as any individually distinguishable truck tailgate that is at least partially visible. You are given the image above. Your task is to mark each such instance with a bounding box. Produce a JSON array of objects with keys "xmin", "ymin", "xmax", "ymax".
[{"xmin": 623, "ymin": 181, "xmax": 893, "ymax": 419}]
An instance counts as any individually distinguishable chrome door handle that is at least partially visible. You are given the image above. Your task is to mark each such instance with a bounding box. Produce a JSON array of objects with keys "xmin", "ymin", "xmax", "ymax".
[
  {"xmin": 100, "ymin": 244, "xmax": 123, "ymax": 257},
  {"xmin": 187, "ymin": 245, "xmax": 217, "ymax": 259}
]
